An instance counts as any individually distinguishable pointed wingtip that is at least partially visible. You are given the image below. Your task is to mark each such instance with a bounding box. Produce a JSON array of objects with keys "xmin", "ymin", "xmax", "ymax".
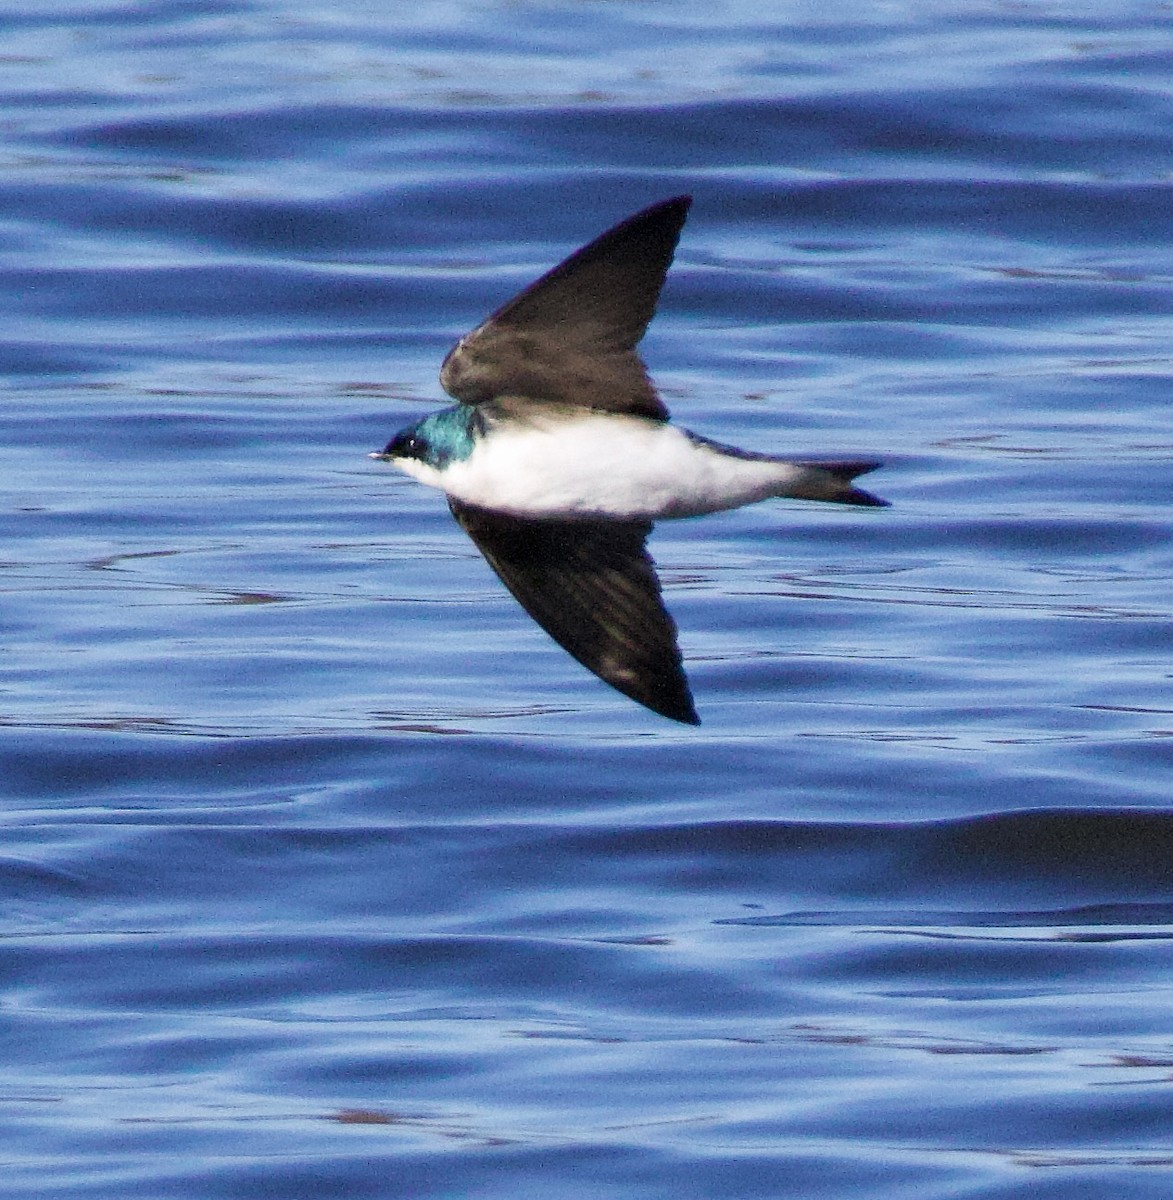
[
  {"xmin": 629, "ymin": 193, "xmax": 693, "ymax": 225},
  {"xmin": 640, "ymin": 681, "xmax": 700, "ymax": 725},
  {"xmin": 598, "ymin": 193, "xmax": 692, "ymax": 263}
]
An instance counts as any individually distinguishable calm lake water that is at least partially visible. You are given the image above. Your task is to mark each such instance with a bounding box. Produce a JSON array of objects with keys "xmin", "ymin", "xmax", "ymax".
[{"xmin": 2, "ymin": 2, "xmax": 1172, "ymax": 1197}]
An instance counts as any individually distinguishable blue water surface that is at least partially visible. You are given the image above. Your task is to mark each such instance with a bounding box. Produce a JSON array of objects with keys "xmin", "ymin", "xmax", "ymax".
[{"xmin": 2, "ymin": 2, "xmax": 1172, "ymax": 1197}]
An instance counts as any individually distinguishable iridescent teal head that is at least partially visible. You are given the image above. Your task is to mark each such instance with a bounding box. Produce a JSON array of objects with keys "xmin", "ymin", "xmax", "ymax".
[{"xmin": 378, "ymin": 404, "xmax": 484, "ymax": 469}]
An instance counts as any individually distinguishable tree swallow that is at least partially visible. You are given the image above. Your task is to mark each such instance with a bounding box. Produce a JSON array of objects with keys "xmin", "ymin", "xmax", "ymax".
[{"xmin": 372, "ymin": 195, "xmax": 887, "ymax": 725}]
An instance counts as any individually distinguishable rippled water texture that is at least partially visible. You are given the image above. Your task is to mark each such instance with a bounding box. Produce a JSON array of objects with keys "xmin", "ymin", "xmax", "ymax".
[{"xmin": 2, "ymin": 2, "xmax": 1172, "ymax": 1197}]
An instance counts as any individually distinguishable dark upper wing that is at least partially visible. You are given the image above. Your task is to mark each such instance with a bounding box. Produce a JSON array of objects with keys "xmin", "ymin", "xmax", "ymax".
[
  {"xmin": 449, "ymin": 499, "xmax": 698, "ymax": 724},
  {"xmin": 439, "ymin": 195, "xmax": 692, "ymax": 421}
]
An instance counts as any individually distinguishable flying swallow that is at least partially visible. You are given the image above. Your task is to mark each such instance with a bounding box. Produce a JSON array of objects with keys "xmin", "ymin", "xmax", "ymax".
[{"xmin": 373, "ymin": 195, "xmax": 887, "ymax": 724}]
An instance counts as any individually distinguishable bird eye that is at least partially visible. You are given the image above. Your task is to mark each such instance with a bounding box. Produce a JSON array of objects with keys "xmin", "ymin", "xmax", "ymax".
[{"xmin": 385, "ymin": 432, "xmax": 423, "ymax": 460}]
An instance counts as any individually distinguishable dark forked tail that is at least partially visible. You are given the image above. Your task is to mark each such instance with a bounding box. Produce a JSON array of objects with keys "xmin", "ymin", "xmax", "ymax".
[{"xmin": 793, "ymin": 461, "xmax": 889, "ymax": 508}]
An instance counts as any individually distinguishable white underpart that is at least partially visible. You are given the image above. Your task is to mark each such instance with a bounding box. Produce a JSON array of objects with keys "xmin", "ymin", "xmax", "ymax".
[{"xmin": 394, "ymin": 409, "xmax": 812, "ymax": 520}]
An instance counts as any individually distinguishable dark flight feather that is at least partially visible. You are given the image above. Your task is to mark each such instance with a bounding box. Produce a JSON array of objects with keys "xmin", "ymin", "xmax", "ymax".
[
  {"xmin": 449, "ymin": 499, "xmax": 699, "ymax": 724},
  {"xmin": 439, "ymin": 195, "xmax": 692, "ymax": 421}
]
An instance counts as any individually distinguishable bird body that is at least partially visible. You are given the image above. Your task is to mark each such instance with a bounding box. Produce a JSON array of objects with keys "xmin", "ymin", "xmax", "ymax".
[
  {"xmin": 394, "ymin": 400, "xmax": 880, "ymax": 521},
  {"xmin": 373, "ymin": 195, "xmax": 888, "ymax": 723}
]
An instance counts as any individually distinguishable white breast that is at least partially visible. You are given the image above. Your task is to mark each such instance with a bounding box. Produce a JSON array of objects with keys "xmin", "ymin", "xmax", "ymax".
[{"xmin": 429, "ymin": 410, "xmax": 802, "ymax": 519}]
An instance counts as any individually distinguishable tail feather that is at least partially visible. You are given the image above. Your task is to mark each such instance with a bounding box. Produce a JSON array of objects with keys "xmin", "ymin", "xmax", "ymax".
[{"xmin": 794, "ymin": 460, "xmax": 889, "ymax": 508}]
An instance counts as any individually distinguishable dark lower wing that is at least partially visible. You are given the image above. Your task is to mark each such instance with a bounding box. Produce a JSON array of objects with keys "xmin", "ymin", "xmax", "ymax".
[{"xmin": 449, "ymin": 500, "xmax": 698, "ymax": 724}]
